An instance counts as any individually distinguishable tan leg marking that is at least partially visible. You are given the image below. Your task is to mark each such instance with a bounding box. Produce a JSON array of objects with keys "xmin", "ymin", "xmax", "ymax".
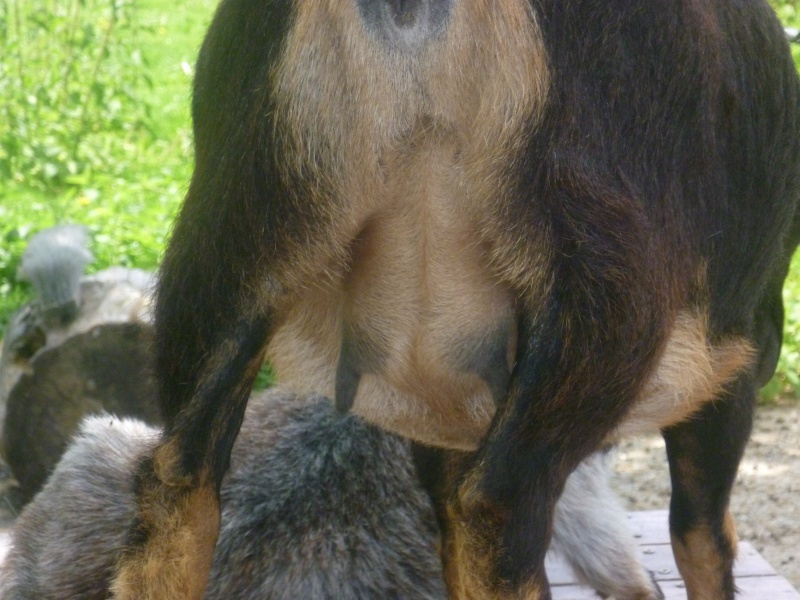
[
  {"xmin": 443, "ymin": 469, "xmax": 546, "ymax": 600},
  {"xmin": 112, "ymin": 454, "xmax": 220, "ymax": 600},
  {"xmin": 671, "ymin": 510, "xmax": 738, "ymax": 600}
]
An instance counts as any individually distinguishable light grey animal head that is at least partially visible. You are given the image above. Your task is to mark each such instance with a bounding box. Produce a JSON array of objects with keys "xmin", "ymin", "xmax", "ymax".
[{"xmin": 16, "ymin": 225, "xmax": 93, "ymax": 326}]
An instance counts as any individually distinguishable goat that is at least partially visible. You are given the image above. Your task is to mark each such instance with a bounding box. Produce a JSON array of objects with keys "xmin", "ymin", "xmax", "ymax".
[{"xmin": 113, "ymin": 2, "xmax": 800, "ymax": 598}]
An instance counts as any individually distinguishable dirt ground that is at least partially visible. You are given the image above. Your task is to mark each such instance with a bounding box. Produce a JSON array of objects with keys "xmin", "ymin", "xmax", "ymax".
[{"xmin": 612, "ymin": 403, "xmax": 800, "ymax": 589}]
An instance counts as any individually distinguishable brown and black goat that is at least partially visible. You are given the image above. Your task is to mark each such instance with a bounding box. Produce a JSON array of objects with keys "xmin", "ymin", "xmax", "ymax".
[{"xmin": 112, "ymin": 1, "xmax": 800, "ymax": 599}]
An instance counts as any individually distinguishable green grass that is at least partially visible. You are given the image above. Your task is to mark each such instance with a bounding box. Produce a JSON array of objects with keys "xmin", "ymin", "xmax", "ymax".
[
  {"xmin": 764, "ymin": 253, "xmax": 800, "ymax": 401},
  {"xmin": 0, "ymin": 0, "xmax": 217, "ymax": 319},
  {"xmin": 2, "ymin": 0, "xmax": 800, "ymax": 402}
]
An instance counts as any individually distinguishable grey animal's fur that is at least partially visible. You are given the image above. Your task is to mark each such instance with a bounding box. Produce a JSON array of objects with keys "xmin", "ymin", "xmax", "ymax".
[
  {"xmin": 16, "ymin": 225, "xmax": 93, "ymax": 325},
  {"xmin": 0, "ymin": 389, "xmax": 660, "ymax": 599}
]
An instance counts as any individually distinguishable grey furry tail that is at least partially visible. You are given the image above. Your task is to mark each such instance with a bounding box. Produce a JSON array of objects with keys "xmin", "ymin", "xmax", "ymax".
[{"xmin": 16, "ymin": 225, "xmax": 93, "ymax": 325}]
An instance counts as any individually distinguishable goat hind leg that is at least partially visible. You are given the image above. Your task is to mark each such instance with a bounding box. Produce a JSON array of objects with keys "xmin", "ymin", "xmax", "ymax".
[{"xmin": 663, "ymin": 376, "xmax": 755, "ymax": 600}]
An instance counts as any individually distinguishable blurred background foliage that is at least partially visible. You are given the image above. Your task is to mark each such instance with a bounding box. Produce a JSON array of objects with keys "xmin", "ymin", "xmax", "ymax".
[
  {"xmin": 0, "ymin": 0, "xmax": 215, "ymax": 315},
  {"xmin": 1, "ymin": 0, "xmax": 800, "ymax": 401}
]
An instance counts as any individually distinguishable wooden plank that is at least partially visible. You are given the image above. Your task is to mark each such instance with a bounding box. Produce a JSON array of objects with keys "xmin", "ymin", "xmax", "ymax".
[
  {"xmin": 734, "ymin": 542, "xmax": 783, "ymax": 578},
  {"xmin": 538, "ymin": 510, "xmax": 796, "ymax": 600},
  {"xmin": 552, "ymin": 584, "xmax": 613, "ymax": 599},
  {"xmin": 553, "ymin": 577, "xmax": 800, "ymax": 600},
  {"xmin": 547, "ymin": 541, "xmax": 776, "ymax": 586},
  {"xmin": 552, "ymin": 576, "xmax": 800, "ymax": 600},
  {"xmin": 1, "ymin": 514, "xmax": 799, "ymax": 599},
  {"xmin": 657, "ymin": 576, "xmax": 800, "ymax": 600},
  {"xmin": 642, "ymin": 541, "xmax": 776, "ymax": 581},
  {"xmin": 625, "ymin": 509, "xmax": 671, "ymax": 545}
]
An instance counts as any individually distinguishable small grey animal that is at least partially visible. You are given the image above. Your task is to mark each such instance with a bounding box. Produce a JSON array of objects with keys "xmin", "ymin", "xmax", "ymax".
[
  {"xmin": 0, "ymin": 389, "xmax": 661, "ymax": 599},
  {"xmin": 16, "ymin": 224, "xmax": 93, "ymax": 326}
]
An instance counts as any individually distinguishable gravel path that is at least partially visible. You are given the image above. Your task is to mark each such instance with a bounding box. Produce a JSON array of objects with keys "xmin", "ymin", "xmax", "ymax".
[{"xmin": 612, "ymin": 403, "xmax": 800, "ymax": 589}]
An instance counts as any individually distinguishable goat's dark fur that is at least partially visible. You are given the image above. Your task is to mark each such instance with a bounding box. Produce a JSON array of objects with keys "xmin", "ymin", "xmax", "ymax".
[{"xmin": 113, "ymin": 2, "xmax": 800, "ymax": 598}]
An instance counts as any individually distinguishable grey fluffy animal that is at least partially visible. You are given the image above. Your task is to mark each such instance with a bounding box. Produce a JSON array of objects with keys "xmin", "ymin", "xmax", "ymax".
[
  {"xmin": 0, "ymin": 389, "xmax": 660, "ymax": 599},
  {"xmin": 16, "ymin": 225, "xmax": 93, "ymax": 326}
]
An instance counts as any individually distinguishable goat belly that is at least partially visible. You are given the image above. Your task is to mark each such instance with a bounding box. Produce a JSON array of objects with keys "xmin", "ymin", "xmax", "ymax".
[{"xmin": 267, "ymin": 139, "xmax": 515, "ymax": 450}]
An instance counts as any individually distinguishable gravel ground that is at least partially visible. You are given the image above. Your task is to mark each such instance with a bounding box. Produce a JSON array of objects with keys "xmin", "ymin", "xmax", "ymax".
[
  {"xmin": 0, "ymin": 404, "xmax": 796, "ymax": 590},
  {"xmin": 612, "ymin": 403, "xmax": 800, "ymax": 589}
]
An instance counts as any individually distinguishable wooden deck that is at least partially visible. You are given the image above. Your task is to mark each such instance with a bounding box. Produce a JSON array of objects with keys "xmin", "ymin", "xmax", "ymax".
[
  {"xmin": 0, "ymin": 510, "xmax": 796, "ymax": 598},
  {"xmin": 547, "ymin": 511, "xmax": 800, "ymax": 599}
]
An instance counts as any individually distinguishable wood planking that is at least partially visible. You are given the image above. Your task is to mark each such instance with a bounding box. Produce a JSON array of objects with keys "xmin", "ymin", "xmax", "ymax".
[
  {"xmin": 0, "ymin": 511, "xmax": 796, "ymax": 598},
  {"xmin": 547, "ymin": 511, "xmax": 799, "ymax": 599}
]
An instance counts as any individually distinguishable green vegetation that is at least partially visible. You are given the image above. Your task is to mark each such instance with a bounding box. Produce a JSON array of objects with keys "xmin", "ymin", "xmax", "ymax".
[
  {"xmin": 2, "ymin": 0, "xmax": 800, "ymax": 401},
  {"xmin": 0, "ymin": 0, "xmax": 216, "ymax": 318}
]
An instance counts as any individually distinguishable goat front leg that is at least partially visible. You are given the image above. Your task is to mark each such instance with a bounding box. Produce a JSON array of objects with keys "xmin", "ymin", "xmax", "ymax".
[
  {"xmin": 109, "ymin": 160, "xmax": 286, "ymax": 598},
  {"xmin": 109, "ymin": 151, "xmax": 328, "ymax": 598},
  {"xmin": 108, "ymin": 3, "xmax": 313, "ymax": 596},
  {"xmin": 111, "ymin": 314, "xmax": 270, "ymax": 600}
]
